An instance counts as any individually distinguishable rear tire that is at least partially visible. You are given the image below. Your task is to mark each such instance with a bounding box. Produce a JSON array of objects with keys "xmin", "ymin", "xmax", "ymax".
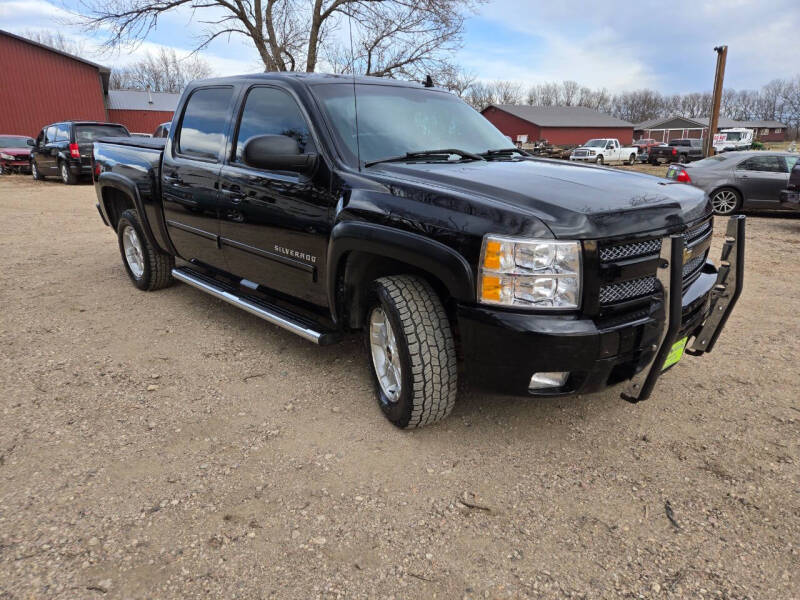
[
  {"xmin": 365, "ymin": 275, "xmax": 457, "ymax": 429},
  {"xmin": 31, "ymin": 160, "xmax": 45, "ymax": 180},
  {"xmin": 710, "ymin": 187, "xmax": 742, "ymax": 216},
  {"xmin": 628, "ymin": 153, "xmax": 636, "ymax": 165},
  {"xmin": 117, "ymin": 209, "xmax": 174, "ymax": 291},
  {"xmin": 679, "ymin": 154, "xmax": 688, "ymax": 164},
  {"xmin": 60, "ymin": 161, "xmax": 77, "ymax": 185}
]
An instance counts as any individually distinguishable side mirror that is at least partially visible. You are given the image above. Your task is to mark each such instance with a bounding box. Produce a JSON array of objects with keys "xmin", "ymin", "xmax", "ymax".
[
  {"xmin": 27, "ymin": 139, "xmax": 35, "ymax": 146},
  {"xmin": 243, "ymin": 134, "xmax": 317, "ymax": 174}
]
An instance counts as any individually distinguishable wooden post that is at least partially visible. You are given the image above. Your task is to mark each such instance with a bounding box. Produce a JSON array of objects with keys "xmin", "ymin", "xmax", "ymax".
[{"xmin": 704, "ymin": 45, "xmax": 727, "ymax": 157}]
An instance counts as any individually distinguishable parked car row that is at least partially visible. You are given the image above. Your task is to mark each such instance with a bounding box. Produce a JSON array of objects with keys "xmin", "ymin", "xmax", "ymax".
[
  {"xmin": 666, "ymin": 151, "xmax": 799, "ymax": 215},
  {"xmin": 1, "ymin": 119, "xmax": 174, "ymax": 183}
]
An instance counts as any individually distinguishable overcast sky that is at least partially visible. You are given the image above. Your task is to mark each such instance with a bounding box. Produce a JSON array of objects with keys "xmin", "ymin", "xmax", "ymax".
[{"xmin": 1, "ymin": 0, "xmax": 797, "ymax": 93}]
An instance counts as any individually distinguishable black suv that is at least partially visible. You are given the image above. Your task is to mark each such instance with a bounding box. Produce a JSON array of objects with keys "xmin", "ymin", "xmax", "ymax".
[{"xmin": 30, "ymin": 121, "xmax": 130, "ymax": 184}]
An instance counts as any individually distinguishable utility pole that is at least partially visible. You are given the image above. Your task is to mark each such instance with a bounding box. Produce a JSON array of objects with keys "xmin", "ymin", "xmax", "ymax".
[{"xmin": 704, "ymin": 45, "xmax": 728, "ymax": 157}]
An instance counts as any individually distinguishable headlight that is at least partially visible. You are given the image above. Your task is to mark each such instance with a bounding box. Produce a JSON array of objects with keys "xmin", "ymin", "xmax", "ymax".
[
  {"xmin": 0, "ymin": 153, "xmax": 14, "ymax": 161},
  {"xmin": 588, "ymin": 150, "xmax": 596, "ymax": 155},
  {"xmin": 478, "ymin": 236, "xmax": 582, "ymax": 309}
]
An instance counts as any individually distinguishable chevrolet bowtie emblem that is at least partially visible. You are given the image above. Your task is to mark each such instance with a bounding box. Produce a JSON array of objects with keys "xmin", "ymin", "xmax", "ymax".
[{"xmin": 683, "ymin": 246, "xmax": 693, "ymax": 263}]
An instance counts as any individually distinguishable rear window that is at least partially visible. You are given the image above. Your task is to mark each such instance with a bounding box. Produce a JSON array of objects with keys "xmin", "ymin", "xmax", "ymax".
[
  {"xmin": 692, "ymin": 155, "xmax": 729, "ymax": 167},
  {"xmin": 177, "ymin": 87, "xmax": 234, "ymax": 161},
  {"xmin": 75, "ymin": 125, "xmax": 130, "ymax": 142}
]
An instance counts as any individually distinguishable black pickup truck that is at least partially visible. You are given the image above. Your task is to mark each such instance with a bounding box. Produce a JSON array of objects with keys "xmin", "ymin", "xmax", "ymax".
[
  {"xmin": 649, "ymin": 138, "xmax": 705, "ymax": 165},
  {"xmin": 92, "ymin": 73, "xmax": 744, "ymax": 428}
]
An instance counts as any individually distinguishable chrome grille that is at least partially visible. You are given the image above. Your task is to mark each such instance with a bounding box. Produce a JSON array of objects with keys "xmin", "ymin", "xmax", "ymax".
[
  {"xmin": 682, "ymin": 253, "xmax": 706, "ymax": 278},
  {"xmin": 597, "ymin": 219, "xmax": 712, "ymax": 306},
  {"xmin": 572, "ymin": 150, "xmax": 588, "ymax": 157},
  {"xmin": 599, "ymin": 276, "xmax": 656, "ymax": 304},
  {"xmin": 599, "ymin": 239, "xmax": 662, "ymax": 262}
]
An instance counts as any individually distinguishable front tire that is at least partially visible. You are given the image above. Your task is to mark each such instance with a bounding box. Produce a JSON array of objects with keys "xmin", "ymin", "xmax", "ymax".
[
  {"xmin": 60, "ymin": 161, "xmax": 77, "ymax": 185},
  {"xmin": 366, "ymin": 275, "xmax": 457, "ymax": 429},
  {"xmin": 31, "ymin": 160, "xmax": 45, "ymax": 180},
  {"xmin": 710, "ymin": 187, "xmax": 742, "ymax": 216},
  {"xmin": 596, "ymin": 155, "xmax": 604, "ymax": 165},
  {"xmin": 116, "ymin": 209, "xmax": 174, "ymax": 291}
]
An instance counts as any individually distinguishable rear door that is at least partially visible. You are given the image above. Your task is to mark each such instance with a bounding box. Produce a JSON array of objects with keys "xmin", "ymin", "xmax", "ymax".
[
  {"xmin": 161, "ymin": 86, "xmax": 237, "ymax": 270},
  {"xmin": 217, "ymin": 84, "xmax": 333, "ymax": 307},
  {"xmin": 734, "ymin": 155, "xmax": 789, "ymax": 205}
]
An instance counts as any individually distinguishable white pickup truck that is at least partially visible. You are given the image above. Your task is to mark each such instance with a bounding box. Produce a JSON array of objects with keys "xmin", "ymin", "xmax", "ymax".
[{"xmin": 569, "ymin": 138, "xmax": 638, "ymax": 165}]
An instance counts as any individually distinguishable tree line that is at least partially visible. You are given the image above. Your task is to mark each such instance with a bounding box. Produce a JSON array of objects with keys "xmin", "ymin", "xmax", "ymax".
[
  {"xmin": 23, "ymin": 0, "xmax": 800, "ymax": 138},
  {"xmin": 450, "ymin": 77, "xmax": 800, "ymax": 137}
]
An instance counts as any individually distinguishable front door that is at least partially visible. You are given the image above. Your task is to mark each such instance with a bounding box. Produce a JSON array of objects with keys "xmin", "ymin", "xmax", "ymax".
[
  {"xmin": 734, "ymin": 155, "xmax": 790, "ymax": 205},
  {"xmin": 161, "ymin": 86, "xmax": 236, "ymax": 270},
  {"xmin": 39, "ymin": 125, "xmax": 59, "ymax": 174},
  {"xmin": 217, "ymin": 85, "xmax": 333, "ymax": 307}
]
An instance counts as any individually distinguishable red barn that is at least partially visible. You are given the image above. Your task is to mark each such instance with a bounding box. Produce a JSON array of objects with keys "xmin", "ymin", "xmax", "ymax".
[
  {"xmin": 482, "ymin": 105, "xmax": 634, "ymax": 146},
  {"xmin": 107, "ymin": 90, "xmax": 179, "ymax": 135},
  {"xmin": 0, "ymin": 29, "xmax": 110, "ymax": 136}
]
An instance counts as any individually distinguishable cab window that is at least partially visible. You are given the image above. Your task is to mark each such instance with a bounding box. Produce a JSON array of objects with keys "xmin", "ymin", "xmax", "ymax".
[
  {"xmin": 233, "ymin": 86, "xmax": 315, "ymax": 164},
  {"xmin": 45, "ymin": 126, "xmax": 57, "ymax": 144},
  {"xmin": 177, "ymin": 87, "xmax": 234, "ymax": 161},
  {"xmin": 737, "ymin": 156, "xmax": 784, "ymax": 173}
]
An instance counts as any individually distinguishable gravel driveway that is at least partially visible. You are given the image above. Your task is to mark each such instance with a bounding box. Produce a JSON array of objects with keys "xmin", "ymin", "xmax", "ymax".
[{"xmin": 1, "ymin": 174, "xmax": 798, "ymax": 599}]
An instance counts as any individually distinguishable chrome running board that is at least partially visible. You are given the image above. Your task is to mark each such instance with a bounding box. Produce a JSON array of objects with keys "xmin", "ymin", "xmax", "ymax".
[{"xmin": 172, "ymin": 267, "xmax": 335, "ymax": 345}]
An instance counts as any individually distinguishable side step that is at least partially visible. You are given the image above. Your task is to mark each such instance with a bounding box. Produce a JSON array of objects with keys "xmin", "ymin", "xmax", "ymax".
[{"xmin": 171, "ymin": 267, "xmax": 339, "ymax": 345}]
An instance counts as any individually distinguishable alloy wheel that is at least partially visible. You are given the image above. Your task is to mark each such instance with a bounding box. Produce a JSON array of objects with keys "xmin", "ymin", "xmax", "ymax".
[
  {"xmin": 122, "ymin": 225, "xmax": 145, "ymax": 279},
  {"xmin": 711, "ymin": 190, "xmax": 739, "ymax": 215},
  {"xmin": 369, "ymin": 307, "xmax": 402, "ymax": 403}
]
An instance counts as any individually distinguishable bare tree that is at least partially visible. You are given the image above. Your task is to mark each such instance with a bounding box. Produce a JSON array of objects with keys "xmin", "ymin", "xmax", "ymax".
[
  {"xmin": 23, "ymin": 30, "xmax": 87, "ymax": 57},
  {"xmin": 78, "ymin": 0, "xmax": 476, "ymax": 77},
  {"xmin": 110, "ymin": 48, "xmax": 214, "ymax": 92}
]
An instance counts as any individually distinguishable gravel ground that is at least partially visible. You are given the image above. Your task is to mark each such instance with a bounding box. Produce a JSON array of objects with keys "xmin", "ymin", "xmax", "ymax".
[{"xmin": 1, "ymin": 173, "xmax": 799, "ymax": 599}]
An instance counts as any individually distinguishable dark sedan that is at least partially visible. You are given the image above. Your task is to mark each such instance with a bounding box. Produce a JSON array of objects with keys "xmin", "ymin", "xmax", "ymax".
[{"xmin": 667, "ymin": 151, "xmax": 799, "ymax": 215}]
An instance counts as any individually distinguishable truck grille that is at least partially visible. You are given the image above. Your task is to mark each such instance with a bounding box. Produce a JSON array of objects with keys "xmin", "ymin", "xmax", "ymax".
[
  {"xmin": 597, "ymin": 218, "xmax": 712, "ymax": 306},
  {"xmin": 599, "ymin": 276, "xmax": 656, "ymax": 304},
  {"xmin": 572, "ymin": 149, "xmax": 588, "ymax": 157}
]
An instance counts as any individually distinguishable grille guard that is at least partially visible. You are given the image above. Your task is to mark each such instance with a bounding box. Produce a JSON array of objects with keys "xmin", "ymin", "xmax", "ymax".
[{"xmin": 620, "ymin": 215, "xmax": 745, "ymax": 403}]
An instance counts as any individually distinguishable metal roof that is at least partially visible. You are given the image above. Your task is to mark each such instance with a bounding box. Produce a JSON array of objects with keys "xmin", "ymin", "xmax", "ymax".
[
  {"xmin": 693, "ymin": 117, "xmax": 787, "ymax": 129},
  {"xmin": 107, "ymin": 89, "xmax": 181, "ymax": 112},
  {"xmin": 0, "ymin": 29, "xmax": 110, "ymax": 93},
  {"xmin": 484, "ymin": 105, "xmax": 633, "ymax": 128},
  {"xmin": 634, "ymin": 115, "xmax": 706, "ymax": 129},
  {"xmin": 635, "ymin": 115, "xmax": 788, "ymax": 130}
]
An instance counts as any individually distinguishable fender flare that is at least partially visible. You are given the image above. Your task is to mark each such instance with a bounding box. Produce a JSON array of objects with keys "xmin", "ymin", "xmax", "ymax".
[
  {"xmin": 327, "ymin": 221, "xmax": 475, "ymax": 321},
  {"xmin": 98, "ymin": 172, "xmax": 169, "ymax": 254}
]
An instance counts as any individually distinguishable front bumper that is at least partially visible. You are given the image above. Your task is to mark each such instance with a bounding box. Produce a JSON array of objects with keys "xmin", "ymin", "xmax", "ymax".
[
  {"xmin": 1, "ymin": 159, "xmax": 31, "ymax": 172},
  {"xmin": 569, "ymin": 155, "xmax": 595, "ymax": 162},
  {"xmin": 458, "ymin": 217, "xmax": 745, "ymax": 399}
]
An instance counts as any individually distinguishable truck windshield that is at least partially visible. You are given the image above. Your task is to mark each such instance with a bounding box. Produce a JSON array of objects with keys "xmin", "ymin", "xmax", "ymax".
[
  {"xmin": 313, "ymin": 83, "xmax": 510, "ymax": 166},
  {"xmin": 75, "ymin": 125, "xmax": 130, "ymax": 142},
  {"xmin": 583, "ymin": 140, "xmax": 607, "ymax": 148}
]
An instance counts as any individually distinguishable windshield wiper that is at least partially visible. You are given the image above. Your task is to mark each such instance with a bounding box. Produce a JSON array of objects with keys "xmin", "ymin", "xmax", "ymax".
[
  {"xmin": 480, "ymin": 147, "xmax": 531, "ymax": 158},
  {"xmin": 364, "ymin": 148, "xmax": 486, "ymax": 168}
]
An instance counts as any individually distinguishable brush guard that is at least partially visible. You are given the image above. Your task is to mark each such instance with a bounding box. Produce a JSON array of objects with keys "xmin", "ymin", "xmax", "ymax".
[{"xmin": 621, "ymin": 215, "xmax": 745, "ymax": 403}]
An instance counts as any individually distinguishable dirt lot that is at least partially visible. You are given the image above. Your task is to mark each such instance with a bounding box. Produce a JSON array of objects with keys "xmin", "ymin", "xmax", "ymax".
[{"xmin": 1, "ymin": 173, "xmax": 799, "ymax": 599}]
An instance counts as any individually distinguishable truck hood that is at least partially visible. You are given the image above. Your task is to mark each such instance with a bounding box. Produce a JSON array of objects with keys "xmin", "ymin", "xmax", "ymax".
[{"xmin": 373, "ymin": 158, "xmax": 711, "ymax": 239}]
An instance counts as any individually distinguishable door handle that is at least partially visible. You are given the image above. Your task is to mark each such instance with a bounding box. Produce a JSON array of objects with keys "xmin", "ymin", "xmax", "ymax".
[
  {"xmin": 163, "ymin": 173, "xmax": 184, "ymax": 185},
  {"xmin": 221, "ymin": 185, "xmax": 245, "ymax": 204}
]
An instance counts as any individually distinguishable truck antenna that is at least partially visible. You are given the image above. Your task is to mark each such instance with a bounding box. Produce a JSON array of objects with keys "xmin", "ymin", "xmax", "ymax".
[{"xmin": 347, "ymin": 10, "xmax": 362, "ymax": 172}]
